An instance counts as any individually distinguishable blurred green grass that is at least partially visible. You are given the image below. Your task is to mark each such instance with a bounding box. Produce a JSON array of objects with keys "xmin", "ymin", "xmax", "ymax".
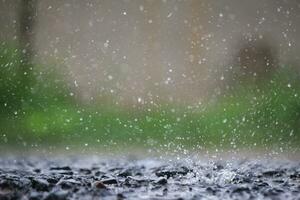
[{"xmin": 0, "ymin": 43, "xmax": 299, "ymax": 151}]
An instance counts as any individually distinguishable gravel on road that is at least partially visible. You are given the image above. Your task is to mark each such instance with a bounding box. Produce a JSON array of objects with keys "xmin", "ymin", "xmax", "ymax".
[{"xmin": 0, "ymin": 156, "xmax": 299, "ymax": 200}]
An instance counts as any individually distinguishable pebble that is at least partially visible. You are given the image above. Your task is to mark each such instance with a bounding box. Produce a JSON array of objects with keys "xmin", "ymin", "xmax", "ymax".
[
  {"xmin": 92, "ymin": 181, "xmax": 107, "ymax": 189},
  {"xmin": 101, "ymin": 178, "xmax": 118, "ymax": 185},
  {"xmin": 31, "ymin": 178, "xmax": 50, "ymax": 191},
  {"xmin": 154, "ymin": 178, "xmax": 168, "ymax": 185}
]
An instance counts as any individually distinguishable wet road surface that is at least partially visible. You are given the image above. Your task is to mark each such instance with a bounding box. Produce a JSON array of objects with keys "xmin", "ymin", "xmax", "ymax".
[{"xmin": 0, "ymin": 156, "xmax": 299, "ymax": 200}]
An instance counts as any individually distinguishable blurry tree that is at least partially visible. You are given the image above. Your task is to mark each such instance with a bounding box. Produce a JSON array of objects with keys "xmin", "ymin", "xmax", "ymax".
[
  {"xmin": 235, "ymin": 35, "xmax": 278, "ymax": 83},
  {"xmin": 142, "ymin": 0, "xmax": 163, "ymax": 101},
  {"xmin": 218, "ymin": 35, "xmax": 278, "ymax": 95},
  {"xmin": 186, "ymin": 0, "xmax": 208, "ymax": 100},
  {"xmin": 18, "ymin": 0, "xmax": 37, "ymax": 90}
]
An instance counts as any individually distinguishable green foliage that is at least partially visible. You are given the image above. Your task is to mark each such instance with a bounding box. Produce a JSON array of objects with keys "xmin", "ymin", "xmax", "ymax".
[
  {"xmin": 0, "ymin": 43, "xmax": 299, "ymax": 151},
  {"xmin": 201, "ymin": 67, "xmax": 300, "ymax": 147},
  {"xmin": 0, "ymin": 44, "xmax": 22, "ymax": 114}
]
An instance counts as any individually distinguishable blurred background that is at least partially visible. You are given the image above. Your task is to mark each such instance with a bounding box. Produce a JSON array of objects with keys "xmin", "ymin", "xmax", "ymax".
[{"xmin": 0, "ymin": 0, "xmax": 299, "ymax": 154}]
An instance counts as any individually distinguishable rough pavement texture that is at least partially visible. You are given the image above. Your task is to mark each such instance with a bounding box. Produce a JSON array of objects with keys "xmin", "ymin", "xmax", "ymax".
[{"xmin": 0, "ymin": 156, "xmax": 299, "ymax": 200}]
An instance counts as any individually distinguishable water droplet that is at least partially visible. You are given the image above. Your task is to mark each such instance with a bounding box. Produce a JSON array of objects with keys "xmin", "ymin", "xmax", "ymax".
[
  {"xmin": 137, "ymin": 97, "xmax": 142, "ymax": 103},
  {"xmin": 74, "ymin": 80, "xmax": 78, "ymax": 87},
  {"xmin": 104, "ymin": 40, "xmax": 109, "ymax": 48},
  {"xmin": 139, "ymin": 5, "xmax": 144, "ymax": 12}
]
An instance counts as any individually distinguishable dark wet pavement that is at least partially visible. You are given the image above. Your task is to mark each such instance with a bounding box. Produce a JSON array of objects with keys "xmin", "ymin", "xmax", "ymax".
[{"xmin": 0, "ymin": 156, "xmax": 299, "ymax": 200}]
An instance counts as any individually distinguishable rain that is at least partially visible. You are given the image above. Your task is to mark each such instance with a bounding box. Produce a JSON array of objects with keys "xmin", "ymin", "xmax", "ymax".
[{"xmin": 0, "ymin": 0, "xmax": 300, "ymax": 199}]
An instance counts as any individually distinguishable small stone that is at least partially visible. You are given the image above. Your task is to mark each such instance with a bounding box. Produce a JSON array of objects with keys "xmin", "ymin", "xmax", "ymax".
[
  {"xmin": 155, "ymin": 166, "xmax": 190, "ymax": 178},
  {"xmin": 47, "ymin": 177, "xmax": 61, "ymax": 184},
  {"xmin": 263, "ymin": 188, "xmax": 284, "ymax": 196},
  {"xmin": 231, "ymin": 186, "xmax": 251, "ymax": 194},
  {"xmin": 57, "ymin": 179, "xmax": 81, "ymax": 190},
  {"xmin": 206, "ymin": 187, "xmax": 218, "ymax": 195},
  {"xmin": 33, "ymin": 169, "xmax": 41, "ymax": 173},
  {"xmin": 101, "ymin": 178, "xmax": 118, "ymax": 185},
  {"xmin": 93, "ymin": 181, "xmax": 107, "ymax": 189},
  {"xmin": 123, "ymin": 177, "xmax": 148, "ymax": 187},
  {"xmin": 31, "ymin": 178, "xmax": 50, "ymax": 191},
  {"xmin": 50, "ymin": 166, "xmax": 71, "ymax": 171},
  {"xmin": 94, "ymin": 171, "xmax": 105, "ymax": 176},
  {"xmin": 59, "ymin": 171, "xmax": 73, "ymax": 175},
  {"xmin": 118, "ymin": 169, "xmax": 132, "ymax": 177},
  {"xmin": 262, "ymin": 170, "xmax": 284, "ymax": 177},
  {"xmin": 290, "ymin": 172, "xmax": 300, "ymax": 180},
  {"xmin": 44, "ymin": 190, "xmax": 68, "ymax": 200},
  {"xmin": 154, "ymin": 178, "xmax": 167, "ymax": 185},
  {"xmin": 29, "ymin": 191, "xmax": 43, "ymax": 200},
  {"xmin": 117, "ymin": 193, "xmax": 125, "ymax": 200},
  {"xmin": 79, "ymin": 168, "xmax": 92, "ymax": 175}
]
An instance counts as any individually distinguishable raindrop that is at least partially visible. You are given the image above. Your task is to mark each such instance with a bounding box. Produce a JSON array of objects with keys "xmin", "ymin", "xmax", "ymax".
[
  {"xmin": 104, "ymin": 40, "xmax": 110, "ymax": 48},
  {"xmin": 74, "ymin": 80, "xmax": 78, "ymax": 87},
  {"xmin": 137, "ymin": 97, "xmax": 142, "ymax": 103},
  {"xmin": 139, "ymin": 5, "xmax": 144, "ymax": 12}
]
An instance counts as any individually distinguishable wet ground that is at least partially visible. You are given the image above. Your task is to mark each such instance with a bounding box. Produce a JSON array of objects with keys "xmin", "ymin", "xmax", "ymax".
[{"xmin": 0, "ymin": 156, "xmax": 299, "ymax": 200}]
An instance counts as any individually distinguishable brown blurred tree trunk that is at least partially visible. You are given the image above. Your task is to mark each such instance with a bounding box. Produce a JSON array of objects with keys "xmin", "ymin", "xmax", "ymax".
[{"xmin": 19, "ymin": 0, "xmax": 37, "ymax": 87}]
